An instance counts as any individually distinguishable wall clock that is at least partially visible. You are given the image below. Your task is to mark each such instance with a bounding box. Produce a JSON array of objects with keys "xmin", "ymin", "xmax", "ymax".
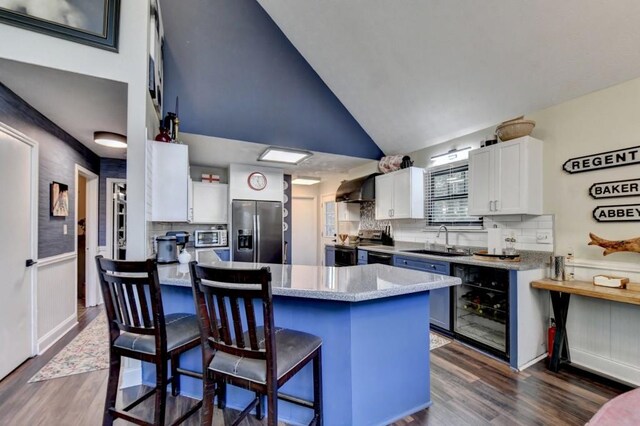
[{"xmin": 248, "ymin": 172, "xmax": 267, "ymax": 191}]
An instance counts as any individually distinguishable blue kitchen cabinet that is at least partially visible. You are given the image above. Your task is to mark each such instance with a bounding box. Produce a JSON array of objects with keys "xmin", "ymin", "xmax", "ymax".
[
  {"xmin": 394, "ymin": 255, "xmax": 451, "ymax": 330},
  {"xmin": 357, "ymin": 249, "xmax": 368, "ymax": 265},
  {"xmin": 214, "ymin": 249, "xmax": 230, "ymax": 261},
  {"xmin": 325, "ymin": 246, "xmax": 335, "ymax": 266}
]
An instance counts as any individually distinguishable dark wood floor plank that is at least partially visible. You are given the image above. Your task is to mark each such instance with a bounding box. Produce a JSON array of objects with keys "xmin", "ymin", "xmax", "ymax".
[{"xmin": 0, "ymin": 322, "xmax": 631, "ymax": 426}]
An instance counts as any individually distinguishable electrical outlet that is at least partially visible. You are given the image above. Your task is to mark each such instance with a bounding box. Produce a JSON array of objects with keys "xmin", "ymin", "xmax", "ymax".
[
  {"xmin": 535, "ymin": 230, "xmax": 552, "ymax": 244},
  {"xmin": 63, "ymin": 224, "xmax": 68, "ymax": 235}
]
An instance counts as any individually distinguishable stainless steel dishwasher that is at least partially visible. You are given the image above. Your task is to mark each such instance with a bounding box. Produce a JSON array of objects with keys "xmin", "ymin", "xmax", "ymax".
[{"xmin": 367, "ymin": 251, "xmax": 394, "ymax": 265}]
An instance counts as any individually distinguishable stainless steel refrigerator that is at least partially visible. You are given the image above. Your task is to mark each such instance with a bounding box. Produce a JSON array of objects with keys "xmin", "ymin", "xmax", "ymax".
[{"xmin": 232, "ymin": 200, "xmax": 283, "ymax": 263}]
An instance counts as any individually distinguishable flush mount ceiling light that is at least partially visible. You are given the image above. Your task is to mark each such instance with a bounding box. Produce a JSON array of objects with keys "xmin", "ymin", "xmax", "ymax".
[
  {"xmin": 94, "ymin": 131, "xmax": 127, "ymax": 149},
  {"xmin": 430, "ymin": 147, "xmax": 472, "ymax": 166},
  {"xmin": 258, "ymin": 146, "xmax": 313, "ymax": 165},
  {"xmin": 292, "ymin": 176, "xmax": 321, "ymax": 185}
]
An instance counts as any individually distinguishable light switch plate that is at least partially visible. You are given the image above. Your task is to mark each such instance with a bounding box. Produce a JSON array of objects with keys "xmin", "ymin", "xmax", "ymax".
[
  {"xmin": 63, "ymin": 224, "xmax": 68, "ymax": 235},
  {"xmin": 535, "ymin": 230, "xmax": 552, "ymax": 244}
]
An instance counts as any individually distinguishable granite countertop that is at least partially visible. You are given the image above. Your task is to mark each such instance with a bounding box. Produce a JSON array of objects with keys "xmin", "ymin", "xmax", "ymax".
[
  {"xmin": 335, "ymin": 242, "xmax": 549, "ymax": 271},
  {"xmin": 158, "ymin": 251, "xmax": 461, "ymax": 302}
]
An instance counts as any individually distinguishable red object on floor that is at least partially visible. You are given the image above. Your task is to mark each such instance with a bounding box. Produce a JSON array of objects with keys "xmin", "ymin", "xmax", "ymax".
[{"xmin": 548, "ymin": 322, "xmax": 556, "ymax": 357}]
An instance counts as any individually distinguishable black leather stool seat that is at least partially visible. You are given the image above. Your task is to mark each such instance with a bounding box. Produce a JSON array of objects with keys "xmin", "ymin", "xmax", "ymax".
[
  {"xmin": 114, "ymin": 313, "xmax": 200, "ymax": 355},
  {"xmin": 208, "ymin": 326, "xmax": 322, "ymax": 384}
]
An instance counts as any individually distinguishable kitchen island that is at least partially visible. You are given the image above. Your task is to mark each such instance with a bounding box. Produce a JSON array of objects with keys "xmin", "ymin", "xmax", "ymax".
[{"xmin": 149, "ymin": 251, "xmax": 460, "ymax": 426}]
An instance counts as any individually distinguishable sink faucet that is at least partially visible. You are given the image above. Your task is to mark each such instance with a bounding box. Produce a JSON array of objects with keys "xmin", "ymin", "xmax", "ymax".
[{"xmin": 436, "ymin": 225, "xmax": 452, "ymax": 250}]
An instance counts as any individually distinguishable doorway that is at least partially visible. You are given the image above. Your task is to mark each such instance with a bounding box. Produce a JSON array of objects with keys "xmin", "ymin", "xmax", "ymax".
[
  {"xmin": 292, "ymin": 196, "xmax": 318, "ymax": 265},
  {"xmin": 0, "ymin": 123, "xmax": 38, "ymax": 381},
  {"xmin": 77, "ymin": 175, "xmax": 87, "ymax": 309},
  {"xmin": 106, "ymin": 180, "xmax": 127, "ymax": 260},
  {"xmin": 320, "ymin": 193, "xmax": 338, "ymax": 265},
  {"xmin": 75, "ymin": 166, "xmax": 99, "ymax": 311}
]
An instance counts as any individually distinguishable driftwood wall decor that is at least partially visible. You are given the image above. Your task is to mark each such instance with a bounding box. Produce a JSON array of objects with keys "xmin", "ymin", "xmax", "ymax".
[{"xmin": 588, "ymin": 233, "xmax": 640, "ymax": 256}]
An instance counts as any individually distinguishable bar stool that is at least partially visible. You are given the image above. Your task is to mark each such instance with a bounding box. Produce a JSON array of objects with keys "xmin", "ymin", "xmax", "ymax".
[
  {"xmin": 189, "ymin": 262, "xmax": 323, "ymax": 426},
  {"xmin": 95, "ymin": 256, "xmax": 203, "ymax": 426}
]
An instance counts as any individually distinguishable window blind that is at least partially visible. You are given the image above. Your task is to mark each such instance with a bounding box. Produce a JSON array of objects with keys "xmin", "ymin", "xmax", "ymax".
[{"xmin": 426, "ymin": 163, "xmax": 482, "ymax": 226}]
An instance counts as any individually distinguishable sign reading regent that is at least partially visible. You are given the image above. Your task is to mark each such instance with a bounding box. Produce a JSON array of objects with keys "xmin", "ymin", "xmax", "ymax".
[
  {"xmin": 593, "ymin": 204, "xmax": 640, "ymax": 222},
  {"xmin": 590, "ymin": 178, "xmax": 640, "ymax": 199},
  {"xmin": 563, "ymin": 146, "xmax": 640, "ymax": 174}
]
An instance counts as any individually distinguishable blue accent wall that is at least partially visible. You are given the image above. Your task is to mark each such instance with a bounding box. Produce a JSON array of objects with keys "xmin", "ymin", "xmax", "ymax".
[
  {"xmin": 98, "ymin": 158, "xmax": 126, "ymax": 246},
  {"xmin": 0, "ymin": 83, "xmax": 100, "ymax": 259},
  {"xmin": 160, "ymin": 0, "xmax": 384, "ymax": 160}
]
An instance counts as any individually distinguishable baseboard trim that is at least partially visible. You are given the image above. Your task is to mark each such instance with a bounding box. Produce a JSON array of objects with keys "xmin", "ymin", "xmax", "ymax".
[
  {"xmin": 571, "ymin": 348, "xmax": 640, "ymax": 387},
  {"xmin": 37, "ymin": 313, "xmax": 77, "ymax": 355},
  {"xmin": 121, "ymin": 366, "xmax": 143, "ymax": 389},
  {"xmin": 517, "ymin": 353, "xmax": 548, "ymax": 371}
]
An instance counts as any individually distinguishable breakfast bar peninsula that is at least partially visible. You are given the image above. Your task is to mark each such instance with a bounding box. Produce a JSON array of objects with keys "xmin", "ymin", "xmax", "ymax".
[{"xmin": 150, "ymin": 251, "xmax": 461, "ymax": 426}]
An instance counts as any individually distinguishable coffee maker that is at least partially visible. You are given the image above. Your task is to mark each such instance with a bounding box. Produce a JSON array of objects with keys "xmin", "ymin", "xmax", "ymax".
[
  {"xmin": 156, "ymin": 231, "xmax": 190, "ymax": 263},
  {"xmin": 156, "ymin": 235, "xmax": 178, "ymax": 263}
]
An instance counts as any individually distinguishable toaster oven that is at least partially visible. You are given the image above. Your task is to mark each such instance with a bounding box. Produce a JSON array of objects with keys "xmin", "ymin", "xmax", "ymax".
[{"xmin": 194, "ymin": 229, "xmax": 227, "ymax": 248}]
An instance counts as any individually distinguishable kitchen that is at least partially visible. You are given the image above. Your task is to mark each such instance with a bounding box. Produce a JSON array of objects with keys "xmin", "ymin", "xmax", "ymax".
[{"xmin": 1, "ymin": 0, "xmax": 638, "ymax": 424}]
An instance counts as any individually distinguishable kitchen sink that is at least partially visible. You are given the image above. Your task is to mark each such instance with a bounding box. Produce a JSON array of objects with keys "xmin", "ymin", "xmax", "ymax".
[{"xmin": 400, "ymin": 249, "xmax": 469, "ymax": 257}]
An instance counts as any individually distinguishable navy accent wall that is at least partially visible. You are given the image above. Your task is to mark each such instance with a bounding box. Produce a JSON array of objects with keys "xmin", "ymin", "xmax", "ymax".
[
  {"xmin": 160, "ymin": 0, "xmax": 384, "ymax": 160},
  {"xmin": 0, "ymin": 83, "xmax": 100, "ymax": 259},
  {"xmin": 99, "ymin": 158, "xmax": 127, "ymax": 246}
]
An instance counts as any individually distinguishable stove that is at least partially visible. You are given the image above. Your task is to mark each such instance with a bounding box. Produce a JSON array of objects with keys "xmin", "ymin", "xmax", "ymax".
[{"xmin": 334, "ymin": 230, "xmax": 387, "ymax": 266}]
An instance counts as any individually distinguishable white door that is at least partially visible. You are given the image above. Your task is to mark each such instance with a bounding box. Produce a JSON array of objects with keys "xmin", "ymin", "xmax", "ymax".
[
  {"xmin": 320, "ymin": 194, "xmax": 337, "ymax": 262},
  {"xmin": 292, "ymin": 197, "xmax": 318, "ymax": 265},
  {"xmin": 0, "ymin": 126, "xmax": 36, "ymax": 380},
  {"xmin": 468, "ymin": 147, "xmax": 494, "ymax": 215},
  {"xmin": 374, "ymin": 173, "xmax": 394, "ymax": 219},
  {"xmin": 495, "ymin": 141, "xmax": 523, "ymax": 214}
]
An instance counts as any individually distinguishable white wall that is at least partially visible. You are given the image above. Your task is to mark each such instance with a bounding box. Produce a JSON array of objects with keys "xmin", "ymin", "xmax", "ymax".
[
  {"xmin": 229, "ymin": 163, "xmax": 284, "ymax": 202},
  {"xmin": 0, "ymin": 1, "xmax": 152, "ymax": 260}
]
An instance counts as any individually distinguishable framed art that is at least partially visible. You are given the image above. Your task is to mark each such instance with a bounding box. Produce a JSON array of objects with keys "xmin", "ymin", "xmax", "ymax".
[
  {"xmin": 50, "ymin": 181, "xmax": 69, "ymax": 217},
  {"xmin": 0, "ymin": 0, "xmax": 120, "ymax": 52}
]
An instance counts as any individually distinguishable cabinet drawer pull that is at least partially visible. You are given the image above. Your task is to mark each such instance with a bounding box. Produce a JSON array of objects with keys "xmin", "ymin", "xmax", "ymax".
[
  {"xmin": 494, "ymin": 200, "xmax": 499, "ymax": 211},
  {"xmin": 489, "ymin": 200, "xmax": 494, "ymax": 211}
]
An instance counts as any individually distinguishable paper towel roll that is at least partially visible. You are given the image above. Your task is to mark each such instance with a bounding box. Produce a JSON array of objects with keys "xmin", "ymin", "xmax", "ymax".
[{"xmin": 487, "ymin": 228, "xmax": 503, "ymax": 255}]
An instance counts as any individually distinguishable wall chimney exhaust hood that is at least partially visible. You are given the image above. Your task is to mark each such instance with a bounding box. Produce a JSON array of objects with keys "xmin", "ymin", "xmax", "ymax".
[{"xmin": 335, "ymin": 173, "xmax": 381, "ymax": 203}]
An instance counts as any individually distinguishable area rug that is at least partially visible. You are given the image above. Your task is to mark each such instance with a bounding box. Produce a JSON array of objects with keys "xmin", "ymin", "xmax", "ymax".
[
  {"xmin": 429, "ymin": 332, "xmax": 451, "ymax": 350},
  {"xmin": 29, "ymin": 314, "xmax": 109, "ymax": 383}
]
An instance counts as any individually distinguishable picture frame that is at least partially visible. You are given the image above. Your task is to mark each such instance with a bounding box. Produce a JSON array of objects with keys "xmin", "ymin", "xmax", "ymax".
[
  {"xmin": 0, "ymin": 0, "xmax": 120, "ymax": 52},
  {"xmin": 50, "ymin": 181, "xmax": 69, "ymax": 217}
]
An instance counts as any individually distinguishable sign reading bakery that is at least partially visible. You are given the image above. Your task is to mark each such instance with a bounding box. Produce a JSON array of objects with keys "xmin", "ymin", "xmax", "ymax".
[
  {"xmin": 593, "ymin": 204, "xmax": 640, "ymax": 222},
  {"xmin": 563, "ymin": 145, "xmax": 640, "ymax": 174},
  {"xmin": 590, "ymin": 178, "xmax": 640, "ymax": 199}
]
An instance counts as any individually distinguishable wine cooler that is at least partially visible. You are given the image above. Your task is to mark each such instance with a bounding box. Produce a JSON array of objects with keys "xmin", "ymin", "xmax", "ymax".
[{"xmin": 452, "ymin": 264, "xmax": 509, "ymax": 359}]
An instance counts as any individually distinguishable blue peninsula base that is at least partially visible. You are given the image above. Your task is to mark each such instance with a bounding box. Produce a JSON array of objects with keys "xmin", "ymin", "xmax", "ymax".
[{"xmin": 144, "ymin": 284, "xmax": 431, "ymax": 426}]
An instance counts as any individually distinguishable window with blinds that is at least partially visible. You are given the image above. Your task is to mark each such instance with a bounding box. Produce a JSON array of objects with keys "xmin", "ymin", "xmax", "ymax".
[{"xmin": 426, "ymin": 163, "xmax": 482, "ymax": 226}]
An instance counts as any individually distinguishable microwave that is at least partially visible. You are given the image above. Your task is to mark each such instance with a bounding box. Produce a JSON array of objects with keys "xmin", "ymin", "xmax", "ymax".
[{"xmin": 194, "ymin": 229, "xmax": 227, "ymax": 248}]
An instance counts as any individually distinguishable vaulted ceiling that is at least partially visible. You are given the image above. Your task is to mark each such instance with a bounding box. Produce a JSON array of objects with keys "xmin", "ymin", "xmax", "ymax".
[{"xmin": 258, "ymin": 0, "xmax": 640, "ymax": 154}]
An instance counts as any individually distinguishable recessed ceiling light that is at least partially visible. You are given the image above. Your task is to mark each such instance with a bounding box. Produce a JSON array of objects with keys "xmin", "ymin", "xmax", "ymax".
[
  {"xmin": 292, "ymin": 176, "xmax": 321, "ymax": 185},
  {"xmin": 258, "ymin": 146, "xmax": 313, "ymax": 165},
  {"xmin": 94, "ymin": 131, "xmax": 127, "ymax": 149}
]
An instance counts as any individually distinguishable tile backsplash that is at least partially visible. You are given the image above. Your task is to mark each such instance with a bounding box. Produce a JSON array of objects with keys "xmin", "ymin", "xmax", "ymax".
[
  {"xmin": 356, "ymin": 207, "xmax": 555, "ymax": 252},
  {"xmin": 148, "ymin": 222, "xmax": 227, "ymax": 254},
  {"xmin": 391, "ymin": 215, "xmax": 555, "ymax": 252}
]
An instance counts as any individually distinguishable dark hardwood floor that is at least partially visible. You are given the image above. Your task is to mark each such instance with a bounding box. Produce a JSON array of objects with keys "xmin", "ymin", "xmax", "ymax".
[{"xmin": 0, "ymin": 315, "xmax": 630, "ymax": 425}]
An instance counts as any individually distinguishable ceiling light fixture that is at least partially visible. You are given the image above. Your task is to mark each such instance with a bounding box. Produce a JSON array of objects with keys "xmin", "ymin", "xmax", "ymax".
[
  {"xmin": 292, "ymin": 176, "xmax": 321, "ymax": 185},
  {"xmin": 430, "ymin": 147, "xmax": 472, "ymax": 166},
  {"xmin": 258, "ymin": 146, "xmax": 313, "ymax": 165},
  {"xmin": 94, "ymin": 131, "xmax": 127, "ymax": 149}
]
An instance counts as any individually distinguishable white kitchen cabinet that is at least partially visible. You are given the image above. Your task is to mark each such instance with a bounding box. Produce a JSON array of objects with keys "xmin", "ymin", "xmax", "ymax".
[
  {"xmin": 337, "ymin": 202, "xmax": 360, "ymax": 221},
  {"xmin": 375, "ymin": 167, "xmax": 424, "ymax": 220},
  {"xmin": 191, "ymin": 182, "xmax": 228, "ymax": 224},
  {"xmin": 150, "ymin": 141, "xmax": 190, "ymax": 222},
  {"xmin": 468, "ymin": 136, "xmax": 543, "ymax": 216}
]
